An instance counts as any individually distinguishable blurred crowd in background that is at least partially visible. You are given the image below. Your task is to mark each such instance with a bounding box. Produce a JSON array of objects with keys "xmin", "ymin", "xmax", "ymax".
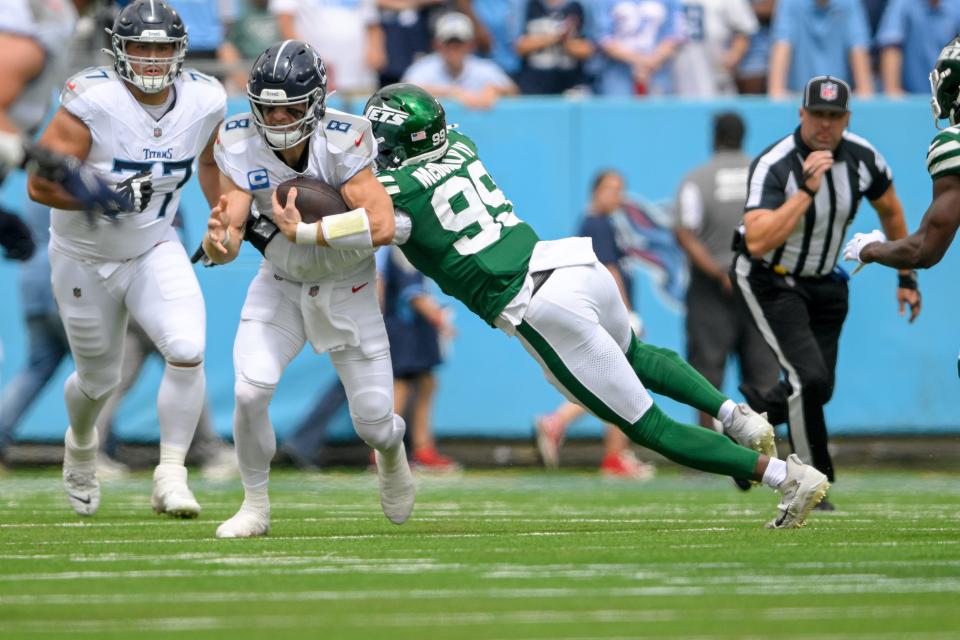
[{"xmin": 63, "ymin": 0, "xmax": 959, "ymax": 109}]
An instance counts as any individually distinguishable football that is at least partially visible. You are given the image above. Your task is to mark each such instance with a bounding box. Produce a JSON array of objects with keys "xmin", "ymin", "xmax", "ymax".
[{"xmin": 275, "ymin": 177, "xmax": 348, "ymax": 224}]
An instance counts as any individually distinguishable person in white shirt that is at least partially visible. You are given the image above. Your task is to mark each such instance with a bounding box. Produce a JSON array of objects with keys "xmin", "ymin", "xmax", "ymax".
[{"xmin": 403, "ymin": 11, "xmax": 518, "ymax": 110}]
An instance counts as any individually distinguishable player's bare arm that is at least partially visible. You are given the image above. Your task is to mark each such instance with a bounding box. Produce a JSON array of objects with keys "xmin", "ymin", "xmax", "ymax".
[
  {"xmin": 743, "ymin": 150, "xmax": 833, "ymax": 256},
  {"xmin": 197, "ymin": 126, "xmax": 222, "ymax": 208},
  {"xmin": 27, "ymin": 108, "xmax": 92, "ymax": 209},
  {"xmin": 860, "ymin": 175, "xmax": 960, "ymax": 269},
  {"xmin": 0, "ymin": 32, "xmax": 45, "ymax": 134},
  {"xmin": 868, "ymin": 183, "xmax": 921, "ymax": 322},
  {"xmin": 341, "ymin": 166, "xmax": 396, "ymax": 245},
  {"xmin": 202, "ymin": 172, "xmax": 250, "ymax": 264}
]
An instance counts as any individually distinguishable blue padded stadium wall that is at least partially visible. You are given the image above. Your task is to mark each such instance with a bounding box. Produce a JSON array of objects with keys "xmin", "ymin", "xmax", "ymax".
[{"xmin": 1, "ymin": 95, "xmax": 955, "ymax": 444}]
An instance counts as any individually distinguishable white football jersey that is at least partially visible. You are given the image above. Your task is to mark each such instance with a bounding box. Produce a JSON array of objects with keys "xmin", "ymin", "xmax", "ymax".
[
  {"xmin": 50, "ymin": 67, "xmax": 227, "ymax": 262},
  {"xmin": 214, "ymin": 107, "xmax": 378, "ymax": 283},
  {"xmin": 0, "ymin": 0, "xmax": 78, "ymax": 134}
]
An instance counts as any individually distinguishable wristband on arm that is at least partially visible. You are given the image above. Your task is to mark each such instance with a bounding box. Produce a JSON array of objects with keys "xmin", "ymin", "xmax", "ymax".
[
  {"xmin": 898, "ymin": 270, "xmax": 918, "ymax": 290},
  {"xmin": 321, "ymin": 207, "xmax": 373, "ymax": 250}
]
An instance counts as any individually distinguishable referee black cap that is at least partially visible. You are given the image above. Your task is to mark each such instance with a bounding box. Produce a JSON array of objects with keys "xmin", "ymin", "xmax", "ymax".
[{"xmin": 803, "ymin": 76, "xmax": 850, "ymax": 113}]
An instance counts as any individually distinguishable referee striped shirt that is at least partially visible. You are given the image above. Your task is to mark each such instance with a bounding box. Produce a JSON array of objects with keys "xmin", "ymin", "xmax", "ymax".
[{"xmin": 744, "ymin": 127, "xmax": 892, "ymax": 277}]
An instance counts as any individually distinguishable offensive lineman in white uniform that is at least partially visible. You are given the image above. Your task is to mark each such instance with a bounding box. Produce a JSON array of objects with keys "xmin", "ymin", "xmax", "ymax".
[
  {"xmin": 27, "ymin": 0, "xmax": 226, "ymax": 517},
  {"xmin": 200, "ymin": 40, "xmax": 414, "ymax": 538}
]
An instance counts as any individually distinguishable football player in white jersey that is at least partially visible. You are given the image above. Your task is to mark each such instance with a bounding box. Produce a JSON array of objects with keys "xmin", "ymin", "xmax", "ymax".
[
  {"xmin": 27, "ymin": 0, "xmax": 227, "ymax": 517},
  {"xmin": 199, "ymin": 40, "xmax": 414, "ymax": 538}
]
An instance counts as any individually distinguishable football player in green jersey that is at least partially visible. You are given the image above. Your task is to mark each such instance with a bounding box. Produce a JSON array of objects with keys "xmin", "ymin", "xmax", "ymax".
[
  {"xmin": 273, "ymin": 84, "xmax": 831, "ymax": 528},
  {"xmin": 845, "ymin": 37, "xmax": 960, "ymax": 272}
]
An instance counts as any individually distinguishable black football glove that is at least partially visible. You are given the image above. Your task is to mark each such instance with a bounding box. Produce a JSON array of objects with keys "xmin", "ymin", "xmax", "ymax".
[
  {"xmin": 0, "ymin": 208, "xmax": 36, "ymax": 262},
  {"xmin": 23, "ymin": 144, "xmax": 133, "ymax": 223},
  {"xmin": 115, "ymin": 168, "xmax": 154, "ymax": 213}
]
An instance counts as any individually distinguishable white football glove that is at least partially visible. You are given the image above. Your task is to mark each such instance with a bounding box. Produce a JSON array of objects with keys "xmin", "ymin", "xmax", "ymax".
[{"xmin": 843, "ymin": 229, "xmax": 886, "ymax": 264}]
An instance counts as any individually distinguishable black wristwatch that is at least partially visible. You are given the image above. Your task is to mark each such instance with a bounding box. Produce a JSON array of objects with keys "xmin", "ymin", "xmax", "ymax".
[
  {"xmin": 798, "ymin": 183, "xmax": 817, "ymax": 198},
  {"xmin": 898, "ymin": 270, "xmax": 919, "ymax": 290}
]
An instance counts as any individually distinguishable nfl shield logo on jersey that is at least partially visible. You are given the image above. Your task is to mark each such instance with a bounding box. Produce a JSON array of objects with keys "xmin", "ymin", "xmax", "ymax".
[
  {"xmin": 820, "ymin": 81, "xmax": 838, "ymax": 102},
  {"xmin": 309, "ymin": 285, "xmax": 319, "ymax": 297},
  {"xmin": 72, "ymin": 287, "xmax": 81, "ymax": 298},
  {"xmin": 153, "ymin": 126, "xmax": 162, "ymax": 139}
]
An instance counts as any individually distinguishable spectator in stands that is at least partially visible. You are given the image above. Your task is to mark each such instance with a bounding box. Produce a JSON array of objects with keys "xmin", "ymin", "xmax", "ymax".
[
  {"xmin": 672, "ymin": 0, "xmax": 758, "ymax": 97},
  {"xmin": 377, "ymin": 0, "xmax": 447, "ymax": 86},
  {"xmin": 513, "ymin": 0, "xmax": 595, "ymax": 95},
  {"xmin": 876, "ymin": 0, "xmax": 960, "ymax": 96},
  {"xmin": 534, "ymin": 170, "xmax": 655, "ymax": 481},
  {"xmin": 734, "ymin": 0, "xmax": 774, "ymax": 94},
  {"xmin": 403, "ymin": 11, "xmax": 518, "ymax": 109},
  {"xmin": 593, "ymin": 0, "xmax": 685, "ymax": 96},
  {"xmin": 767, "ymin": 0, "xmax": 873, "ymax": 98},
  {"xmin": 473, "ymin": 0, "xmax": 525, "ymax": 78},
  {"xmin": 378, "ymin": 246, "xmax": 459, "ymax": 472},
  {"xmin": 271, "ymin": 0, "xmax": 385, "ymax": 104},
  {"xmin": 165, "ymin": 0, "xmax": 246, "ymax": 93},
  {"xmin": 673, "ymin": 112, "xmax": 779, "ymax": 433}
]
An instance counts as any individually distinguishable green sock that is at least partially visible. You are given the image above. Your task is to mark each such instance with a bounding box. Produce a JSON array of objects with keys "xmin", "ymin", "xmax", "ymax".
[
  {"xmin": 621, "ymin": 404, "xmax": 759, "ymax": 479},
  {"xmin": 626, "ymin": 335, "xmax": 727, "ymax": 418}
]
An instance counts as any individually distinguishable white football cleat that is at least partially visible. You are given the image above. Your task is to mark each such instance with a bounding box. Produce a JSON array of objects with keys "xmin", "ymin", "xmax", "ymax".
[
  {"xmin": 767, "ymin": 454, "xmax": 830, "ymax": 529},
  {"xmin": 63, "ymin": 427, "xmax": 100, "ymax": 516},
  {"xmin": 376, "ymin": 444, "xmax": 415, "ymax": 525},
  {"xmin": 726, "ymin": 403, "xmax": 778, "ymax": 459},
  {"xmin": 216, "ymin": 506, "xmax": 270, "ymax": 538},
  {"xmin": 151, "ymin": 463, "xmax": 201, "ymax": 518}
]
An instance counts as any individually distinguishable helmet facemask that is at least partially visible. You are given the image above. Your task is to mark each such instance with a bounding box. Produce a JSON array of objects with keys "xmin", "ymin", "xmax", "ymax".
[
  {"xmin": 930, "ymin": 38, "xmax": 960, "ymax": 129},
  {"xmin": 110, "ymin": 31, "xmax": 187, "ymax": 94},
  {"xmin": 248, "ymin": 86, "xmax": 324, "ymax": 150}
]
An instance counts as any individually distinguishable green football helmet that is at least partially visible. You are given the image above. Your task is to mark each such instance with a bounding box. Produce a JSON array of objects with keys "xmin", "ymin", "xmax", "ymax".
[
  {"xmin": 930, "ymin": 37, "xmax": 960, "ymax": 128},
  {"xmin": 364, "ymin": 83, "xmax": 448, "ymax": 170}
]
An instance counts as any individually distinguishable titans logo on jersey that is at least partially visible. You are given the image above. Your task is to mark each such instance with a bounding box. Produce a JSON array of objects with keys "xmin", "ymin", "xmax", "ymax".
[
  {"xmin": 213, "ymin": 108, "xmax": 379, "ymax": 283},
  {"xmin": 49, "ymin": 66, "xmax": 227, "ymax": 262}
]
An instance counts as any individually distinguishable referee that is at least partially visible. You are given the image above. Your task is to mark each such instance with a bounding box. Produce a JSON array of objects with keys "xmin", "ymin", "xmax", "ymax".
[{"xmin": 731, "ymin": 76, "xmax": 921, "ymax": 508}]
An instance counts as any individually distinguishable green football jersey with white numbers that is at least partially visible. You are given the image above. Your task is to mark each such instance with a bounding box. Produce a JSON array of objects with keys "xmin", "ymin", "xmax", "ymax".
[
  {"xmin": 927, "ymin": 125, "xmax": 960, "ymax": 180},
  {"xmin": 378, "ymin": 130, "xmax": 540, "ymax": 326}
]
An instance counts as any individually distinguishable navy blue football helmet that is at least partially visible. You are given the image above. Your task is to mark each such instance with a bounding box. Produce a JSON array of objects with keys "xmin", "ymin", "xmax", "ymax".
[
  {"xmin": 107, "ymin": 0, "xmax": 188, "ymax": 93},
  {"xmin": 247, "ymin": 40, "xmax": 328, "ymax": 150}
]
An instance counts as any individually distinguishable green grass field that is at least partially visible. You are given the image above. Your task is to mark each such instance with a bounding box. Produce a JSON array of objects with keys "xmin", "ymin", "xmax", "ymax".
[{"xmin": 1, "ymin": 468, "xmax": 959, "ymax": 639}]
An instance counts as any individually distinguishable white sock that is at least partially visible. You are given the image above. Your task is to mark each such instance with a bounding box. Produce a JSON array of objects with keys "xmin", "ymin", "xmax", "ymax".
[
  {"xmin": 157, "ymin": 363, "xmax": 204, "ymax": 457},
  {"xmin": 377, "ymin": 439, "xmax": 407, "ymax": 471},
  {"xmin": 241, "ymin": 483, "xmax": 270, "ymax": 511},
  {"xmin": 64, "ymin": 373, "xmax": 109, "ymax": 446},
  {"xmin": 65, "ymin": 426, "xmax": 98, "ymax": 460},
  {"xmin": 159, "ymin": 444, "xmax": 188, "ymax": 467},
  {"xmin": 762, "ymin": 457, "xmax": 788, "ymax": 490},
  {"xmin": 717, "ymin": 399, "xmax": 738, "ymax": 429}
]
